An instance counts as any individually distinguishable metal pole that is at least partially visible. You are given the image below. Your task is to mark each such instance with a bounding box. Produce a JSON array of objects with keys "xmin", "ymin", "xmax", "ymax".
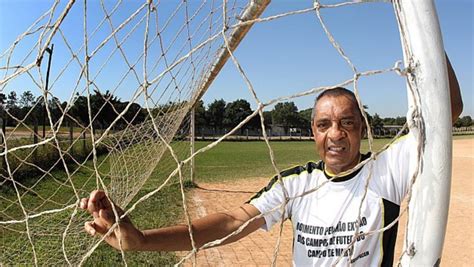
[
  {"xmin": 396, "ymin": 0, "xmax": 451, "ymax": 265},
  {"xmin": 43, "ymin": 44, "xmax": 54, "ymax": 139}
]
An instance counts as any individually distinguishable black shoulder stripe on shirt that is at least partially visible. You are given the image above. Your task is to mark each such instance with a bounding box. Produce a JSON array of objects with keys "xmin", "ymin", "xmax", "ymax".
[
  {"xmin": 246, "ymin": 162, "xmax": 317, "ymax": 204},
  {"xmin": 381, "ymin": 198, "xmax": 400, "ymax": 267}
]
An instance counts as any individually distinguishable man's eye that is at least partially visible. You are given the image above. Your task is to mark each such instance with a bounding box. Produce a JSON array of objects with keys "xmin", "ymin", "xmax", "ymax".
[
  {"xmin": 317, "ymin": 123, "xmax": 328, "ymax": 130},
  {"xmin": 341, "ymin": 120, "xmax": 354, "ymax": 127}
]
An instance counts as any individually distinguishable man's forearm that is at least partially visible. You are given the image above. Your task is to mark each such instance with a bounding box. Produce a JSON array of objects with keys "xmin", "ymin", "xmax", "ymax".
[
  {"xmin": 138, "ymin": 205, "xmax": 264, "ymax": 251},
  {"xmin": 446, "ymin": 54, "xmax": 463, "ymax": 123}
]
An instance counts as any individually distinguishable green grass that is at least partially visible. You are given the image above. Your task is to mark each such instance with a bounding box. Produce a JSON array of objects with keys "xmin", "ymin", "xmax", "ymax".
[
  {"xmin": 0, "ymin": 137, "xmax": 402, "ymax": 265},
  {"xmin": 0, "ymin": 146, "xmax": 185, "ymax": 266},
  {"xmin": 84, "ymin": 184, "xmax": 183, "ymax": 266},
  {"xmin": 6, "ymin": 125, "xmax": 85, "ymax": 133},
  {"xmin": 193, "ymin": 138, "xmax": 392, "ymax": 183}
]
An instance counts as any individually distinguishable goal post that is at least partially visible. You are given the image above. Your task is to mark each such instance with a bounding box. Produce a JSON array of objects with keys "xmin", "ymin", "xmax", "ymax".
[
  {"xmin": 395, "ymin": 0, "xmax": 452, "ymax": 265},
  {"xmin": 190, "ymin": 0, "xmax": 270, "ymax": 108}
]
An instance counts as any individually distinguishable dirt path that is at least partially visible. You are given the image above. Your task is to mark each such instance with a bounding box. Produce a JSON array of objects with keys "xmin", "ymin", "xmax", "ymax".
[
  {"xmin": 181, "ymin": 139, "xmax": 473, "ymax": 266},
  {"xmin": 181, "ymin": 178, "xmax": 294, "ymax": 266}
]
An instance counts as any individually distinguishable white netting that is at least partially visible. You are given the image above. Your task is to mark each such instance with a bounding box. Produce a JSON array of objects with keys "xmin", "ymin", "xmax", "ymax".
[{"xmin": 0, "ymin": 0, "xmax": 435, "ymax": 266}]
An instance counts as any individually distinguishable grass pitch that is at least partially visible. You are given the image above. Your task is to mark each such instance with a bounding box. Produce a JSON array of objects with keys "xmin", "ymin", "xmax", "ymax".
[
  {"xmin": 0, "ymin": 137, "xmax": 399, "ymax": 265},
  {"xmin": 193, "ymin": 138, "xmax": 391, "ymax": 183}
]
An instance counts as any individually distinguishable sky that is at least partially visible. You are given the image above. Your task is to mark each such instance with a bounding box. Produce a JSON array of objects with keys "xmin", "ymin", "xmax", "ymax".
[{"xmin": 0, "ymin": 0, "xmax": 472, "ymax": 118}]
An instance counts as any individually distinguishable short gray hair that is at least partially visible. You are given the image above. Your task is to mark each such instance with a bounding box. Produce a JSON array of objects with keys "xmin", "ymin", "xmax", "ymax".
[{"xmin": 311, "ymin": 87, "xmax": 363, "ymax": 123}]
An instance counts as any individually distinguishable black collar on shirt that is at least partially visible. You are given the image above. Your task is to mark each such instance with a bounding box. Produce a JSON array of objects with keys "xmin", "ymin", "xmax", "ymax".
[{"xmin": 319, "ymin": 152, "xmax": 371, "ymax": 182}]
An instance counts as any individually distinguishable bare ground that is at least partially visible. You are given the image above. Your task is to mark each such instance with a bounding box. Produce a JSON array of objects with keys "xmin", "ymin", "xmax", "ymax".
[{"xmin": 180, "ymin": 139, "xmax": 473, "ymax": 266}]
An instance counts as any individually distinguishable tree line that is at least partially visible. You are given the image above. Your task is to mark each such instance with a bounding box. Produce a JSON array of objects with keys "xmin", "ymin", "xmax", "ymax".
[
  {"xmin": 191, "ymin": 99, "xmax": 313, "ymax": 135},
  {"xmin": 193, "ymin": 100, "xmax": 413, "ymax": 135},
  {"xmin": 0, "ymin": 90, "xmax": 471, "ymax": 135},
  {"xmin": 0, "ymin": 90, "xmax": 146, "ymax": 131}
]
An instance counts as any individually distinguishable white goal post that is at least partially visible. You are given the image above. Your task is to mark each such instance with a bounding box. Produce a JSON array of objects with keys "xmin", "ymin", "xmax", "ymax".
[{"xmin": 396, "ymin": 0, "xmax": 452, "ymax": 266}]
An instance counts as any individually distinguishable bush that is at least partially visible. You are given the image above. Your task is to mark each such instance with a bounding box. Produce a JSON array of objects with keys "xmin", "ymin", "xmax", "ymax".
[{"xmin": 0, "ymin": 136, "xmax": 108, "ymax": 187}]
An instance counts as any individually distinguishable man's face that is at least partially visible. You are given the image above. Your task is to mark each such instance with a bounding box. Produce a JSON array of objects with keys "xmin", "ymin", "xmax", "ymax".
[{"xmin": 312, "ymin": 95, "xmax": 364, "ymax": 175}]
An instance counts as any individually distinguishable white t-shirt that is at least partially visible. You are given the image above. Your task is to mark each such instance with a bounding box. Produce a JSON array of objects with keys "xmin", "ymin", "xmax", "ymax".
[{"xmin": 249, "ymin": 135, "xmax": 417, "ymax": 266}]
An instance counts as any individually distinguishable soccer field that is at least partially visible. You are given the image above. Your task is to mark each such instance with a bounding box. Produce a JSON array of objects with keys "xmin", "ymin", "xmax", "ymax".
[
  {"xmin": 193, "ymin": 138, "xmax": 394, "ymax": 183},
  {"xmin": 1, "ymin": 137, "xmax": 471, "ymax": 265}
]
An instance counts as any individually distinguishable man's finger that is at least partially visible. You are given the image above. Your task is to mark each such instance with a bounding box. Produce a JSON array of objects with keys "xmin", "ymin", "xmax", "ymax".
[
  {"xmin": 87, "ymin": 190, "xmax": 107, "ymax": 215},
  {"xmin": 80, "ymin": 198, "xmax": 89, "ymax": 210},
  {"xmin": 85, "ymin": 220, "xmax": 111, "ymax": 236},
  {"xmin": 84, "ymin": 221, "xmax": 96, "ymax": 236}
]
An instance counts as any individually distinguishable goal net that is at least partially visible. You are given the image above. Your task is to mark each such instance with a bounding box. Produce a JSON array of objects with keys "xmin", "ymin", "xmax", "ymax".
[{"xmin": 0, "ymin": 0, "xmax": 451, "ymax": 266}]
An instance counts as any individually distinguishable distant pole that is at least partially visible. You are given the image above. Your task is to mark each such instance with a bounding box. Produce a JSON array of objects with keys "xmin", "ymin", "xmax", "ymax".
[
  {"xmin": 69, "ymin": 120, "xmax": 74, "ymax": 155},
  {"xmin": 190, "ymin": 108, "xmax": 195, "ymax": 183},
  {"xmin": 82, "ymin": 130, "xmax": 86, "ymax": 153},
  {"xmin": 43, "ymin": 44, "xmax": 54, "ymax": 139},
  {"xmin": 33, "ymin": 119, "xmax": 39, "ymax": 161}
]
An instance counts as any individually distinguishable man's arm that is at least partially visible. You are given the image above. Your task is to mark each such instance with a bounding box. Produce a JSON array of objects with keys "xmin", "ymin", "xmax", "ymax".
[
  {"xmin": 80, "ymin": 190, "xmax": 265, "ymax": 252},
  {"xmin": 140, "ymin": 204, "xmax": 264, "ymax": 251},
  {"xmin": 446, "ymin": 54, "xmax": 463, "ymax": 124}
]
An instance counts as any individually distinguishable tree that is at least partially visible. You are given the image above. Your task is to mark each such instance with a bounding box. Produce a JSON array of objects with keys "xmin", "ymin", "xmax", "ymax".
[
  {"xmin": 262, "ymin": 111, "xmax": 272, "ymax": 128},
  {"xmin": 394, "ymin": 116, "xmax": 406, "ymax": 126},
  {"xmin": 453, "ymin": 117, "xmax": 461, "ymax": 127},
  {"xmin": 0, "ymin": 93, "xmax": 6, "ymax": 106},
  {"xmin": 16, "ymin": 91, "xmax": 37, "ymax": 123},
  {"xmin": 246, "ymin": 110, "xmax": 272, "ymax": 133},
  {"xmin": 31, "ymin": 96, "xmax": 45, "ymax": 125},
  {"xmin": 120, "ymin": 102, "xmax": 146, "ymax": 126},
  {"xmin": 19, "ymin": 90, "xmax": 35, "ymax": 108},
  {"xmin": 461, "ymin": 116, "xmax": 473, "ymax": 127},
  {"xmin": 7, "ymin": 91, "xmax": 17, "ymax": 109},
  {"xmin": 272, "ymin": 102, "xmax": 299, "ymax": 135},
  {"xmin": 370, "ymin": 113, "xmax": 384, "ymax": 136},
  {"xmin": 48, "ymin": 97, "xmax": 63, "ymax": 125},
  {"xmin": 223, "ymin": 99, "xmax": 252, "ymax": 133},
  {"xmin": 89, "ymin": 89, "xmax": 121, "ymax": 129},
  {"xmin": 298, "ymin": 108, "xmax": 313, "ymax": 128},
  {"xmin": 454, "ymin": 115, "xmax": 473, "ymax": 127},
  {"xmin": 70, "ymin": 94, "xmax": 89, "ymax": 126},
  {"xmin": 193, "ymin": 100, "xmax": 207, "ymax": 129},
  {"xmin": 4, "ymin": 91, "xmax": 19, "ymax": 126},
  {"xmin": 207, "ymin": 99, "xmax": 226, "ymax": 131},
  {"xmin": 382, "ymin": 117, "xmax": 396, "ymax": 125},
  {"xmin": 371, "ymin": 113, "xmax": 384, "ymax": 129},
  {"xmin": 0, "ymin": 93, "xmax": 6, "ymax": 125}
]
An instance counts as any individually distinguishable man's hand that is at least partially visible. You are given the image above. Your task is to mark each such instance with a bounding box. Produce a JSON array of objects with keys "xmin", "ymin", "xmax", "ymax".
[
  {"xmin": 80, "ymin": 190, "xmax": 264, "ymax": 252},
  {"xmin": 80, "ymin": 190, "xmax": 144, "ymax": 251}
]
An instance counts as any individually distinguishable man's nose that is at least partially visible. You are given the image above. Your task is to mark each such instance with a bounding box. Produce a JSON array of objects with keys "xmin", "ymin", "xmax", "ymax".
[{"xmin": 328, "ymin": 122, "xmax": 345, "ymax": 140}]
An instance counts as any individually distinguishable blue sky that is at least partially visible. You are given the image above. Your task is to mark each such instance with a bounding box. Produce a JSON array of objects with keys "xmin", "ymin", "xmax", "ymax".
[{"xmin": 0, "ymin": 0, "xmax": 472, "ymax": 118}]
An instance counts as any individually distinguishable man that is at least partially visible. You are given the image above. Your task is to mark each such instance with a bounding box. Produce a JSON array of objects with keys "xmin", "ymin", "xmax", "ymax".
[{"xmin": 80, "ymin": 57, "xmax": 462, "ymax": 266}]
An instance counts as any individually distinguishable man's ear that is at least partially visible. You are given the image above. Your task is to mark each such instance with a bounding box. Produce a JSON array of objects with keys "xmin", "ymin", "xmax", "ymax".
[{"xmin": 311, "ymin": 122, "xmax": 317, "ymax": 140}]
